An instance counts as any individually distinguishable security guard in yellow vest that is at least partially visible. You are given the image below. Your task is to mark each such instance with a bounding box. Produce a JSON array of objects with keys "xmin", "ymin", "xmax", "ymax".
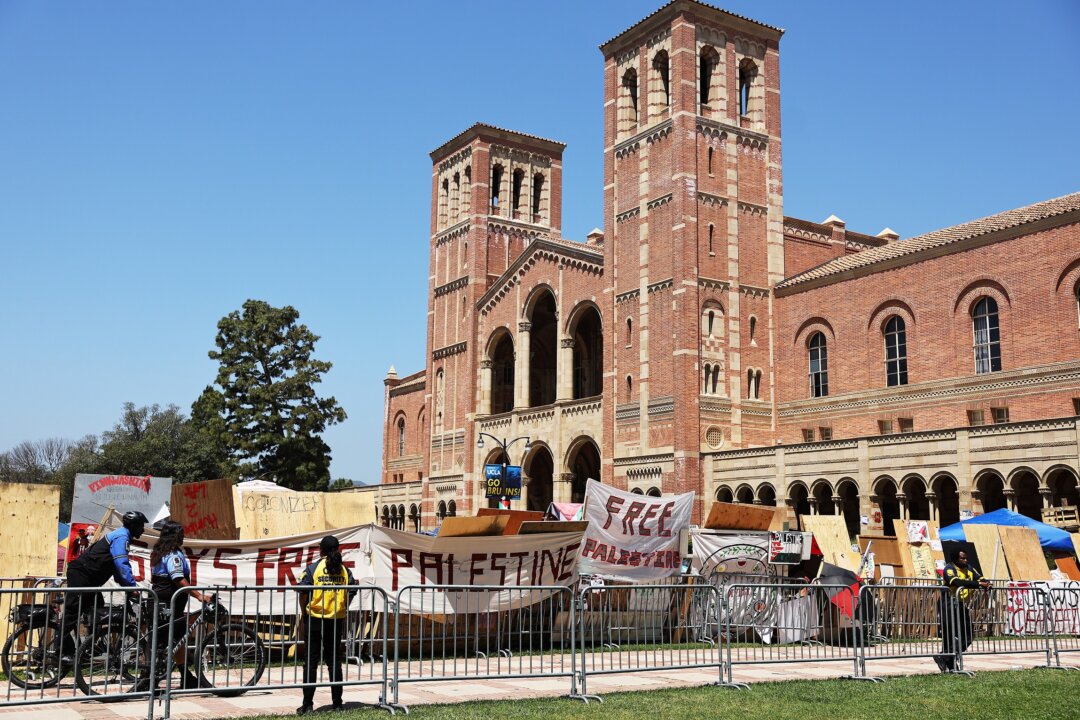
[
  {"xmin": 296, "ymin": 536, "xmax": 356, "ymax": 715},
  {"xmin": 933, "ymin": 549, "xmax": 991, "ymax": 672}
]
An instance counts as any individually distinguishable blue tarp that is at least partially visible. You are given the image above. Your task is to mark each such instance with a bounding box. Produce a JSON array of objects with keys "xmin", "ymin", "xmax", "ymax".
[
  {"xmin": 57, "ymin": 522, "xmax": 70, "ymax": 543},
  {"xmin": 939, "ymin": 508, "xmax": 1073, "ymax": 553}
]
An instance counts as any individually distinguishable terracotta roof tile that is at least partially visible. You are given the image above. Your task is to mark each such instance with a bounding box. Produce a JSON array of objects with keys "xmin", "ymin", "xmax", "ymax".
[
  {"xmin": 776, "ymin": 191, "xmax": 1080, "ymax": 290},
  {"xmin": 600, "ymin": 0, "xmax": 783, "ymax": 52}
]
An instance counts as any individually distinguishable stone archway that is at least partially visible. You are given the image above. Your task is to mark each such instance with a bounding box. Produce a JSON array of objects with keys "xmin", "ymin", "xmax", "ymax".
[
  {"xmin": 902, "ymin": 476, "xmax": 930, "ymax": 521},
  {"xmin": 528, "ymin": 292, "xmax": 558, "ymax": 407},
  {"xmin": 932, "ymin": 474, "xmax": 961, "ymax": 527},
  {"xmin": 836, "ymin": 479, "xmax": 860, "ymax": 538},
  {"xmin": 875, "ymin": 477, "xmax": 900, "ymax": 537},
  {"xmin": 757, "ymin": 484, "xmax": 777, "ymax": 507},
  {"xmin": 716, "ymin": 486, "xmax": 734, "ymax": 504},
  {"xmin": 566, "ymin": 438, "xmax": 601, "ymax": 503},
  {"xmin": 525, "ymin": 445, "xmax": 555, "ymax": 513},
  {"xmin": 490, "ymin": 332, "xmax": 515, "ymax": 414},
  {"xmin": 570, "ymin": 305, "xmax": 603, "ymax": 399},
  {"xmin": 787, "ymin": 483, "xmax": 810, "ymax": 521},
  {"xmin": 1010, "ymin": 469, "xmax": 1042, "ymax": 521},
  {"xmin": 976, "ymin": 471, "xmax": 1007, "ymax": 513},
  {"xmin": 812, "ymin": 481, "xmax": 834, "ymax": 515},
  {"xmin": 1046, "ymin": 466, "xmax": 1080, "ymax": 508},
  {"xmin": 735, "ymin": 485, "xmax": 755, "ymax": 505}
]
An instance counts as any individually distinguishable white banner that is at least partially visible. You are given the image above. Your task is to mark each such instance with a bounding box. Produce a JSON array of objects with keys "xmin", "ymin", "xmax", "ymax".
[
  {"xmin": 105, "ymin": 515, "xmax": 583, "ymax": 615},
  {"xmin": 691, "ymin": 531, "xmax": 772, "ymax": 585},
  {"xmin": 1005, "ymin": 581, "xmax": 1080, "ymax": 636},
  {"xmin": 578, "ymin": 480, "xmax": 692, "ymax": 582}
]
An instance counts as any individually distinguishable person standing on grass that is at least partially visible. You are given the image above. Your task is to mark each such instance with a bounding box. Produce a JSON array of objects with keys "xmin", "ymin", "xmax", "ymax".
[
  {"xmin": 296, "ymin": 535, "xmax": 356, "ymax": 715},
  {"xmin": 933, "ymin": 549, "xmax": 991, "ymax": 672}
]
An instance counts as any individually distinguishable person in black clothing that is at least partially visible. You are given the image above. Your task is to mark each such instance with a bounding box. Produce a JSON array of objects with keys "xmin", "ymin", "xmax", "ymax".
[
  {"xmin": 934, "ymin": 549, "xmax": 992, "ymax": 672},
  {"xmin": 54, "ymin": 511, "xmax": 148, "ymax": 662},
  {"xmin": 146, "ymin": 520, "xmax": 209, "ymax": 689}
]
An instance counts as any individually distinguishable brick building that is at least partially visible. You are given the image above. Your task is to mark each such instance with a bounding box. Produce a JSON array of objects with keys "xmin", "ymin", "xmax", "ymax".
[{"xmin": 379, "ymin": 0, "xmax": 1080, "ymax": 535}]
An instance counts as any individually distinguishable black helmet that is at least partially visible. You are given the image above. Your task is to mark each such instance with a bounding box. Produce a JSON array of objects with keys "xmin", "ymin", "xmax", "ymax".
[{"xmin": 122, "ymin": 511, "xmax": 149, "ymax": 538}]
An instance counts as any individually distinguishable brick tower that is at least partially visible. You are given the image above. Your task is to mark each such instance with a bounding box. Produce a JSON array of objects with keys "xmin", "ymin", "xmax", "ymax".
[
  {"xmin": 600, "ymin": 1, "xmax": 785, "ymax": 519},
  {"xmin": 425, "ymin": 124, "xmax": 565, "ymax": 519}
]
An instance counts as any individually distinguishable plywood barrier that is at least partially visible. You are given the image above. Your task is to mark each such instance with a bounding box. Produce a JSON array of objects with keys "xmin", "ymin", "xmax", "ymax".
[
  {"xmin": 171, "ymin": 478, "xmax": 238, "ymax": 540},
  {"xmin": 324, "ymin": 492, "xmax": 377, "ymax": 530},
  {"xmin": 963, "ymin": 524, "xmax": 1010, "ymax": 580},
  {"xmin": 801, "ymin": 514, "xmax": 860, "ymax": 572},
  {"xmin": 997, "ymin": 525, "xmax": 1050, "ymax": 581},
  {"xmin": 235, "ymin": 490, "xmax": 327, "ymax": 539},
  {"xmin": 0, "ymin": 483, "xmax": 60, "ymax": 641},
  {"xmin": 858, "ymin": 535, "xmax": 902, "ymax": 567},
  {"xmin": 704, "ymin": 502, "xmax": 780, "ymax": 532}
]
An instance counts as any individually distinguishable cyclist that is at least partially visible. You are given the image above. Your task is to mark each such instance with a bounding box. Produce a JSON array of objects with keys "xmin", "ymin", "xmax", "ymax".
[
  {"xmin": 54, "ymin": 510, "xmax": 148, "ymax": 663},
  {"xmin": 146, "ymin": 520, "xmax": 208, "ymax": 689},
  {"xmin": 296, "ymin": 535, "xmax": 355, "ymax": 715}
]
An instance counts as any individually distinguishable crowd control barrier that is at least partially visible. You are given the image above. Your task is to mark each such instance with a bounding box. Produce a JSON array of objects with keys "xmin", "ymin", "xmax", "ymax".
[
  {"xmin": 577, "ymin": 582, "xmax": 732, "ymax": 698},
  {"xmin": 0, "ymin": 578, "xmax": 1076, "ymax": 718}
]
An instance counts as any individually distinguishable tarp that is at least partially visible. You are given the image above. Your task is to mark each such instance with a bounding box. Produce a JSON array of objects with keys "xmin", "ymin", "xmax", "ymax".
[
  {"xmin": 58, "ymin": 522, "xmax": 70, "ymax": 543},
  {"xmin": 940, "ymin": 508, "xmax": 1073, "ymax": 553}
]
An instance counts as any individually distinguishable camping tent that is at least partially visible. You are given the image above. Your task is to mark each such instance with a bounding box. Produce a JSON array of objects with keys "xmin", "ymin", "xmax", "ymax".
[{"xmin": 940, "ymin": 508, "xmax": 1073, "ymax": 553}]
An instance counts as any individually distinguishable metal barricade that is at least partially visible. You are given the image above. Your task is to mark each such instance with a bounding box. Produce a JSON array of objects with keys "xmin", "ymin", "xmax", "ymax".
[
  {"xmin": 161, "ymin": 584, "xmax": 394, "ymax": 718},
  {"xmin": 578, "ymin": 582, "xmax": 730, "ymax": 698},
  {"xmin": 391, "ymin": 585, "xmax": 578, "ymax": 707},
  {"xmin": 723, "ymin": 582, "xmax": 870, "ymax": 685},
  {"xmin": 1045, "ymin": 582, "xmax": 1080, "ymax": 669},
  {"xmin": 859, "ymin": 582, "xmax": 970, "ymax": 676},
  {"xmin": 0, "ymin": 584, "xmax": 159, "ymax": 717}
]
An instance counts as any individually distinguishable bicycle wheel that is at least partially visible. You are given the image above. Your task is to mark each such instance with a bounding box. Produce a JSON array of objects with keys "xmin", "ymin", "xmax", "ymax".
[
  {"xmin": 1, "ymin": 622, "xmax": 64, "ymax": 689},
  {"xmin": 197, "ymin": 623, "xmax": 265, "ymax": 695},
  {"xmin": 73, "ymin": 626, "xmax": 141, "ymax": 699}
]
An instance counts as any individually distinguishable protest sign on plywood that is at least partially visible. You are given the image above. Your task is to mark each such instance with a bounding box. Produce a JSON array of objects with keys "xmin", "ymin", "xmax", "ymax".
[
  {"xmin": 235, "ymin": 489, "xmax": 326, "ymax": 539},
  {"xmin": 171, "ymin": 478, "xmax": 237, "ymax": 540},
  {"xmin": 71, "ymin": 473, "xmax": 172, "ymax": 525}
]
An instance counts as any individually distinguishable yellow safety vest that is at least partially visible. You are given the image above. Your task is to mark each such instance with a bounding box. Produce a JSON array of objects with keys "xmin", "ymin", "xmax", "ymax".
[
  {"xmin": 304, "ymin": 558, "xmax": 352, "ymax": 620},
  {"xmin": 945, "ymin": 565, "xmax": 976, "ymax": 603}
]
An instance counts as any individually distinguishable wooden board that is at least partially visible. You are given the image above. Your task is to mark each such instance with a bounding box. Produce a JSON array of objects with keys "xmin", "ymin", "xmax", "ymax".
[
  {"xmin": 324, "ymin": 491, "xmax": 377, "ymax": 530},
  {"xmin": 963, "ymin": 524, "xmax": 1010, "ymax": 580},
  {"xmin": 235, "ymin": 489, "xmax": 327, "ymax": 539},
  {"xmin": 891, "ymin": 520, "xmax": 915, "ymax": 578},
  {"xmin": 802, "ymin": 514, "xmax": 860, "ymax": 572},
  {"xmin": 477, "ymin": 508, "xmax": 545, "ymax": 535},
  {"xmin": 926, "ymin": 520, "xmax": 945, "ymax": 565},
  {"xmin": 704, "ymin": 501, "xmax": 778, "ymax": 531},
  {"xmin": 519, "ymin": 521, "xmax": 590, "ymax": 535},
  {"xmin": 0, "ymin": 482, "xmax": 60, "ymax": 579},
  {"xmin": 997, "ymin": 525, "xmax": 1050, "ymax": 581},
  {"xmin": 858, "ymin": 535, "xmax": 903, "ymax": 567},
  {"xmin": 1055, "ymin": 556, "xmax": 1080, "ymax": 580},
  {"xmin": 1072, "ymin": 533, "xmax": 1080, "ymax": 559},
  {"xmin": 171, "ymin": 478, "xmax": 238, "ymax": 540},
  {"xmin": 437, "ymin": 515, "xmax": 506, "ymax": 537}
]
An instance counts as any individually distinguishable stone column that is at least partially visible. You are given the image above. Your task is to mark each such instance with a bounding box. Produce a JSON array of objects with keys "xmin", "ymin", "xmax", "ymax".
[
  {"xmin": 479, "ymin": 360, "xmax": 493, "ymax": 415},
  {"xmin": 557, "ymin": 338, "xmax": 575, "ymax": 402},
  {"xmin": 1039, "ymin": 487, "xmax": 1052, "ymax": 509},
  {"xmin": 1004, "ymin": 490, "xmax": 1017, "ymax": 512},
  {"xmin": 515, "ymin": 322, "xmax": 531, "ymax": 409},
  {"xmin": 808, "ymin": 498, "xmax": 819, "ymax": 516},
  {"xmin": 927, "ymin": 492, "xmax": 938, "ymax": 522},
  {"xmin": 831, "ymin": 496, "xmax": 843, "ymax": 518},
  {"xmin": 558, "ymin": 473, "xmax": 576, "ymax": 503},
  {"xmin": 897, "ymin": 493, "xmax": 909, "ymax": 520}
]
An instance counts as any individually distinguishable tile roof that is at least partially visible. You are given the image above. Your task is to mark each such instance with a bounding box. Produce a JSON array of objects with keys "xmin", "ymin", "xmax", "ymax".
[
  {"xmin": 600, "ymin": 1, "xmax": 783, "ymax": 53},
  {"xmin": 430, "ymin": 123, "xmax": 565, "ymax": 160},
  {"xmin": 776, "ymin": 191, "xmax": 1080, "ymax": 290}
]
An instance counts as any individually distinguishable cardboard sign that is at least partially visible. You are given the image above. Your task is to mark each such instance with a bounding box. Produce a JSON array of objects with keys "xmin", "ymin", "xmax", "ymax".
[
  {"xmin": 484, "ymin": 464, "xmax": 522, "ymax": 499},
  {"xmin": 769, "ymin": 531, "xmax": 811, "ymax": 564},
  {"xmin": 579, "ymin": 480, "xmax": 693, "ymax": 581},
  {"xmin": 71, "ymin": 473, "xmax": 172, "ymax": 525},
  {"xmin": 171, "ymin": 478, "xmax": 238, "ymax": 540}
]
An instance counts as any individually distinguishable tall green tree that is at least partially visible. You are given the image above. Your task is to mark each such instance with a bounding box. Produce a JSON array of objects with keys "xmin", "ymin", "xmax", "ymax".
[{"xmin": 203, "ymin": 300, "xmax": 347, "ymax": 490}]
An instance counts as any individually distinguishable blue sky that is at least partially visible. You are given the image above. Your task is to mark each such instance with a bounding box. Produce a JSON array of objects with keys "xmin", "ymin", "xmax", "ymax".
[{"xmin": 1, "ymin": 1, "xmax": 1078, "ymax": 483}]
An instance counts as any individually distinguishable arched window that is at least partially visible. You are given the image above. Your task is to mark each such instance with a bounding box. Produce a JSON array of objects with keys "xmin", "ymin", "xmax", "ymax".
[
  {"xmin": 746, "ymin": 369, "xmax": 753, "ymax": 399},
  {"xmin": 622, "ymin": 68, "xmax": 639, "ymax": 126},
  {"xmin": 439, "ymin": 178, "xmax": 449, "ymax": 228},
  {"xmin": 712, "ymin": 366, "xmax": 720, "ymax": 395},
  {"xmin": 397, "ymin": 418, "xmax": 405, "ymax": 456},
  {"xmin": 707, "ymin": 223, "xmax": 714, "ymax": 254},
  {"xmin": 808, "ymin": 332, "xmax": 828, "ymax": 397},
  {"xmin": 738, "ymin": 59, "xmax": 756, "ymax": 117},
  {"xmin": 1074, "ymin": 282, "xmax": 1080, "ymax": 328},
  {"xmin": 699, "ymin": 46, "xmax": 719, "ymax": 106},
  {"xmin": 704, "ymin": 364, "xmax": 712, "ymax": 394},
  {"xmin": 531, "ymin": 172, "xmax": 544, "ymax": 220},
  {"xmin": 437, "ymin": 501, "xmax": 447, "ymax": 520},
  {"xmin": 972, "ymin": 297, "xmax": 1001, "ymax": 374},
  {"xmin": 511, "ymin": 169, "xmax": 525, "ymax": 214},
  {"xmin": 748, "ymin": 316, "xmax": 757, "ymax": 344},
  {"xmin": 884, "ymin": 316, "xmax": 908, "ymax": 387},
  {"xmin": 650, "ymin": 50, "xmax": 670, "ymax": 117},
  {"xmin": 447, "ymin": 500, "xmax": 457, "ymax": 517},
  {"xmin": 451, "ymin": 172, "xmax": 461, "ymax": 224},
  {"xmin": 707, "ymin": 146, "xmax": 714, "ymax": 175},
  {"xmin": 435, "ymin": 368, "xmax": 445, "ymax": 431},
  {"xmin": 491, "ymin": 165, "xmax": 504, "ymax": 209},
  {"xmin": 701, "ymin": 303, "xmax": 724, "ymax": 338},
  {"xmin": 625, "ymin": 375, "xmax": 633, "ymax": 402},
  {"xmin": 626, "ymin": 317, "xmax": 633, "ymax": 346}
]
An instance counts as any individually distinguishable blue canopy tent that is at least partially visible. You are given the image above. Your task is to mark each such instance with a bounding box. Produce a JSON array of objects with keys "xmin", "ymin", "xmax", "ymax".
[{"xmin": 940, "ymin": 508, "xmax": 1073, "ymax": 553}]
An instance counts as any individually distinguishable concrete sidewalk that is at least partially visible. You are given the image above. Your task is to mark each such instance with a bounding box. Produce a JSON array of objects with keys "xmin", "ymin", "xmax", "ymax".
[{"xmin": 0, "ymin": 653, "xmax": 1056, "ymax": 720}]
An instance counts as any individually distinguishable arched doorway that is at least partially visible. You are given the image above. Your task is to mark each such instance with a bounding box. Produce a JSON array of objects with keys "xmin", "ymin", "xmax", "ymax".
[
  {"xmin": 757, "ymin": 484, "xmax": 776, "ymax": 507},
  {"xmin": 1010, "ymin": 469, "xmax": 1041, "ymax": 521},
  {"xmin": 646, "ymin": 487, "xmax": 662, "ymax": 498},
  {"xmin": 902, "ymin": 476, "xmax": 930, "ymax": 521},
  {"xmin": 836, "ymin": 479, "xmax": 860, "ymax": 538},
  {"xmin": 437, "ymin": 500, "xmax": 447, "ymax": 520},
  {"xmin": 447, "ymin": 500, "xmax": 457, "ymax": 517},
  {"xmin": 567, "ymin": 438, "xmax": 601, "ymax": 503},
  {"xmin": 875, "ymin": 477, "xmax": 900, "ymax": 536},
  {"xmin": 571, "ymin": 305, "xmax": 603, "ymax": 399},
  {"xmin": 976, "ymin": 471, "xmax": 1007, "ymax": 513},
  {"xmin": 933, "ymin": 474, "xmax": 960, "ymax": 528},
  {"xmin": 490, "ymin": 332, "xmax": 515, "ymax": 414},
  {"xmin": 787, "ymin": 483, "xmax": 810, "ymax": 526},
  {"xmin": 715, "ymin": 486, "xmax": 734, "ymax": 504},
  {"xmin": 812, "ymin": 481, "xmax": 834, "ymax": 515},
  {"xmin": 381, "ymin": 505, "xmax": 390, "ymax": 528},
  {"xmin": 735, "ymin": 485, "xmax": 755, "ymax": 505},
  {"xmin": 409, "ymin": 504, "xmax": 420, "ymax": 533},
  {"xmin": 528, "ymin": 292, "xmax": 558, "ymax": 407},
  {"xmin": 525, "ymin": 446, "xmax": 554, "ymax": 513},
  {"xmin": 1046, "ymin": 467, "xmax": 1080, "ymax": 507}
]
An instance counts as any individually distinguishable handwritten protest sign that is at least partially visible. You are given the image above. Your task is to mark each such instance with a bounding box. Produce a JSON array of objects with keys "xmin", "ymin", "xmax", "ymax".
[
  {"xmin": 578, "ymin": 480, "xmax": 693, "ymax": 581},
  {"xmin": 71, "ymin": 473, "xmax": 172, "ymax": 525},
  {"xmin": 170, "ymin": 478, "xmax": 237, "ymax": 540}
]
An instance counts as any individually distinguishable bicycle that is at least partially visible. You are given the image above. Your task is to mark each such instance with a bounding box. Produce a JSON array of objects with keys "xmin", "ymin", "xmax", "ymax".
[{"xmin": 73, "ymin": 593, "xmax": 266, "ymax": 699}]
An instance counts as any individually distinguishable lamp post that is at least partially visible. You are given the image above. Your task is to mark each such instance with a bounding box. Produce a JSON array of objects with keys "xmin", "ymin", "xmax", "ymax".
[{"xmin": 476, "ymin": 433, "xmax": 532, "ymax": 502}]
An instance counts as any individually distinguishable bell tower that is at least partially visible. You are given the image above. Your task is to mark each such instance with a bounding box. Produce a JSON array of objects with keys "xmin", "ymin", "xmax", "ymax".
[{"xmin": 600, "ymin": 1, "xmax": 785, "ymax": 516}]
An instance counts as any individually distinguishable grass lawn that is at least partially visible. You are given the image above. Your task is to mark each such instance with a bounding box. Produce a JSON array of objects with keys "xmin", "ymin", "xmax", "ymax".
[{"xmin": 253, "ymin": 670, "xmax": 1079, "ymax": 720}]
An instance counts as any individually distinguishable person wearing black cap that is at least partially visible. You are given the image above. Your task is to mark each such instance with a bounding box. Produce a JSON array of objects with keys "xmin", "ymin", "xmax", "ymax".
[
  {"xmin": 296, "ymin": 535, "xmax": 356, "ymax": 715},
  {"xmin": 53, "ymin": 510, "xmax": 148, "ymax": 663}
]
